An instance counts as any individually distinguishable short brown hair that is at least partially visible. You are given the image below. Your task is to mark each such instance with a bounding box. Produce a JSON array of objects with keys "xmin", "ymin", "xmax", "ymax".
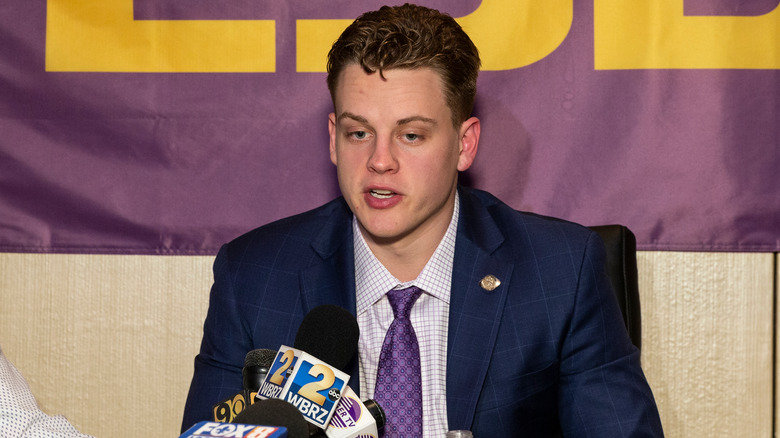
[{"xmin": 326, "ymin": 3, "xmax": 481, "ymax": 127}]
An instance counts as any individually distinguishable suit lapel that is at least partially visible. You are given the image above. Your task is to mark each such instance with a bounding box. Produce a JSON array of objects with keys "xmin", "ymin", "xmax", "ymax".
[
  {"xmin": 299, "ymin": 246, "xmax": 355, "ymax": 314},
  {"xmin": 447, "ymin": 189, "xmax": 513, "ymax": 430}
]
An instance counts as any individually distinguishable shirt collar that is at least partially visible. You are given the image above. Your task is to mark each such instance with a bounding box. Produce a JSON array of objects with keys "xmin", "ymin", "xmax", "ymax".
[{"xmin": 354, "ymin": 191, "xmax": 460, "ymax": 314}]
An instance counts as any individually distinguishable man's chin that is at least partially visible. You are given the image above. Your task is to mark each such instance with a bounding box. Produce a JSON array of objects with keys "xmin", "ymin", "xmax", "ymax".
[{"xmin": 355, "ymin": 220, "xmax": 410, "ymax": 246}]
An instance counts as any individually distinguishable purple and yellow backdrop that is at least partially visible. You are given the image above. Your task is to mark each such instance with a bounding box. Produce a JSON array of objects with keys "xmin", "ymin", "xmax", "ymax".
[{"xmin": 1, "ymin": 0, "xmax": 778, "ymax": 254}]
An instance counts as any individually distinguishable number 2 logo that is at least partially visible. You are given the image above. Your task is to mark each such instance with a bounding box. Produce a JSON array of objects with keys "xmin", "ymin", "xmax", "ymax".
[
  {"xmin": 268, "ymin": 349, "xmax": 295, "ymax": 385},
  {"xmin": 298, "ymin": 364, "xmax": 336, "ymax": 406}
]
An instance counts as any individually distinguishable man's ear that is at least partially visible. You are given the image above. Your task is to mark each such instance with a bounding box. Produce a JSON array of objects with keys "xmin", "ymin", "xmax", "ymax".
[
  {"xmin": 328, "ymin": 112, "xmax": 337, "ymax": 166},
  {"xmin": 457, "ymin": 116, "xmax": 480, "ymax": 171}
]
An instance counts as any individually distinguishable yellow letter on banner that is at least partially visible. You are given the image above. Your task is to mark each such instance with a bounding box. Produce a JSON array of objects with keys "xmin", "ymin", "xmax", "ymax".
[
  {"xmin": 296, "ymin": 0, "xmax": 573, "ymax": 72},
  {"xmin": 595, "ymin": 0, "xmax": 780, "ymax": 69},
  {"xmin": 46, "ymin": 0, "xmax": 275, "ymax": 72}
]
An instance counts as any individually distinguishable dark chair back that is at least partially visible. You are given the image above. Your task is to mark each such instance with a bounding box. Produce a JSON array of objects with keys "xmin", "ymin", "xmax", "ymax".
[{"xmin": 588, "ymin": 225, "xmax": 641, "ymax": 350}]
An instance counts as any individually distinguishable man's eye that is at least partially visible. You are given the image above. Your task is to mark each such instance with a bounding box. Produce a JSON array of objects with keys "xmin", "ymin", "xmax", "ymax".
[
  {"xmin": 403, "ymin": 133, "xmax": 420, "ymax": 142},
  {"xmin": 350, "ymin": 131, "xmax": 368, "ymax": 140}
]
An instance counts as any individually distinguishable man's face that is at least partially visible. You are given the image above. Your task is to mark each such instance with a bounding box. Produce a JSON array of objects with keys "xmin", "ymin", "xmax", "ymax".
[{"xmin": 329, "ymin": 65, "xmax": 479, "ymax": 251}]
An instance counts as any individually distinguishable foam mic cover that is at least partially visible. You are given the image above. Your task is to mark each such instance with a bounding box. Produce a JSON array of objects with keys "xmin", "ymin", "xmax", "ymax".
[
  {"xmin": 293, "ymin": 305, "xmax": 359, "ymax": 371},
  {"xmin": 244, "ymin": 348, "xmax": 277, "ymax": 392},
  {"xmin": 233, "ymin": 398, "xmax": 310, "ymax": 438}
]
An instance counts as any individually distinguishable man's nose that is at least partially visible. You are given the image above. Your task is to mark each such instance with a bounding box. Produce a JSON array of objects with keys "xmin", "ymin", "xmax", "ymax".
[{"xmin": 367, "ymin": 138, "xmax": 398, "ymax": 173}]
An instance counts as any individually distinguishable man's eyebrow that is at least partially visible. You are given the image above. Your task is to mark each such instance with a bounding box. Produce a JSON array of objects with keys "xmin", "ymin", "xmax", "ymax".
[
  {"xmin": 337, "ymin": 112, "xmax": 437, "ymax": 127},
  {"xmin": 397, "ymin": 115, "xmax": 437, "ymax": 126},
  {"xmin": 337, "ymin": 112, "xmax": 368, "ymax": 124}
]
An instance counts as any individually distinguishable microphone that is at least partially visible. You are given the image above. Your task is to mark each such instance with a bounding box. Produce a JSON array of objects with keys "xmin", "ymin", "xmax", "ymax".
[
  {"xmin": 257, "ymin": 345, "xmax": 304, "ymax": 401},
  {"xmin": 258, "ymin": 305, "xmax": 361, "ymax": 429},
  {"xmin": 213, "ymin": 349, "xmax": 277, "ymax": 422},
  {"xmin": 259, "ymin": 305, "xmax": 360, "ymax": 402},
  {"xmin": 290, "ymin": 306, "xmax": 385, "ymax": 437},
  {"xmin": 293, "ymin": 305, "xmax": 359, "ymax": 371},
  {"xmin": 244, "ymin": 348, "xmax": 278, "ymax": 393},
  {"xmin": 284, "ymin": 304, "xmax": 360, "ymax": 429},
  {"xmin": 278, "ymin": 350, "xmax": 350, "ymax": 428},
  {"xmin": 318, "ymin": 386, "xmax": 386, "ymax": 438},
  {"xmin": 180, "ymin": 421, "xmax": 287, "ymax": 438},
  {"xmin": 233, "ymin": 398, "xmax": 310, "ymax": 438}
]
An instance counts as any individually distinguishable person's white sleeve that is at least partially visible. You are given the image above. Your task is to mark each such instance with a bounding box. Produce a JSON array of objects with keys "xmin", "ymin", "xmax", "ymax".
[{"xmin": 0, "ymin": 347, "xmax": 95, "ymax": 438}]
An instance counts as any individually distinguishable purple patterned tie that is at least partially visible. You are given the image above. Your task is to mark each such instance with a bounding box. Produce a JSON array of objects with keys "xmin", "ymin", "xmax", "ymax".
[{"xmin": 374, "ymin": 286, "xmax": 424, "ymax": 438}]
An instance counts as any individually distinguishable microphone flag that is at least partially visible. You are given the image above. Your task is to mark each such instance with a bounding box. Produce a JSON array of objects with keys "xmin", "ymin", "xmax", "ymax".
[
  {"xmin": 323, "ymin": 386, "xmax": 383, "ymax": 438},
  {"xmin": 213, "ymin": 391, "xmax": 259, "ymax": 423},
  {"xmin": 257, "ymin": 346, "xmax": 303, "ymax": 401},
  {"xmin": 279, "ymin": 351, "xmax": 349, "ymax": 429},
  {"xmin": 180, "ymin": 421, "xmax": 287, "ymax": 438}
]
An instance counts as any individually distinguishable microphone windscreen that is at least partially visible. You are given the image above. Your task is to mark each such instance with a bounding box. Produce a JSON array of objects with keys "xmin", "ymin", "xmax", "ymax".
[
  {"xmin": 244, "ymin": 348, "xmax": 278, "ymax": 392},
  {"xmin": 245, "ymin": 348, "xmax": 277, "ymax": 368},
  {"xmin": 233, "ymin": 398, "xmax": 309, "ymax": 438},
  {"xmin": 294, "ymin": 305, "xmax": 359, "ymax": 371}
]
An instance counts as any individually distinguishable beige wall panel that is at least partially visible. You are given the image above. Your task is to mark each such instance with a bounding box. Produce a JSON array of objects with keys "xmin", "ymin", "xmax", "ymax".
[
  {"xmin": 637, "ymin": 252, "xmax": 774, "ymax": 438},
  {"xmin": 776, "ymin": 254, "xmax": 780, "ymax": 436},
  {"xmin": 0, "ymin": 253, "xmax": 213, "ymax": 437},
  {"xmin": 1, "ymin": 252, "xmax": 776, "ymax": 437}
]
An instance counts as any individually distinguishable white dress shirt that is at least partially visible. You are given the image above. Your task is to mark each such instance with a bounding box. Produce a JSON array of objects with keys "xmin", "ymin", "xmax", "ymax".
[{"xmin": 354, "ymin": 192, "xmax": 459, "ymax": 438}]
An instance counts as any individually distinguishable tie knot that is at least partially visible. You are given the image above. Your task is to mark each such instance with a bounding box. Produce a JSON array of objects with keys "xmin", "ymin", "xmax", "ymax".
[{"xmin": 386, "ymin": 286, "xmax": 422, "ymax": 320}]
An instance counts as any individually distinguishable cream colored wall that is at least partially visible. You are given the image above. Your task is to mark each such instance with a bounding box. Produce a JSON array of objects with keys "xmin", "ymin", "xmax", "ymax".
[
  {"xmin": 637, "ymin": 252, "xmax": 775, "ymax": 437},
  {"xmin": 0, "ymin": 252, "xmax": 776, "ymax": 437},
  {"xmin": 0, "ymin": 254, "xmax": 213, "ymax": 437}
]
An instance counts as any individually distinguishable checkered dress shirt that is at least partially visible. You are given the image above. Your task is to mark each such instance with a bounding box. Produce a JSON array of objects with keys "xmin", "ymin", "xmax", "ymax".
[{"xmin": 354, "ymin": 193, "xmax": 458, "ymax": 438}]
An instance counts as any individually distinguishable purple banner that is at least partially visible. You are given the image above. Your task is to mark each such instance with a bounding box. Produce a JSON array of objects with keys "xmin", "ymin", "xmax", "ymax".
[{"xmin": 1, "ymin": 1, "xmax": 778, "ymax": 254}]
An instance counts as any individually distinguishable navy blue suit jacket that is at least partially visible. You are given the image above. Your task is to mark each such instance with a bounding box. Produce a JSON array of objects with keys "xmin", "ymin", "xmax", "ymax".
[{"xmin": 182, "ymin": 187, "xmax": 663, "ymax": 436}]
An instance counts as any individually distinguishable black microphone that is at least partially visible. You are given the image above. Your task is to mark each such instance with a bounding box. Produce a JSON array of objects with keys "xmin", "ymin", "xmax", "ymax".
[
  {"xmin": 255, "ymin": 305, "xmax": 361, "ymax": 431},
  {"xmin": 213, "ymin": 348, "xmax": 277, "ymax": 422},
  {"xmin": 258, "ymin": 305, "xmax": 360, "ymax": 403},
  {"xmin": 291, "ymin": 306, "xmax": 386, "ymax": 437},
  {"xmin": 293, "ymin": 304, "xmax": 360, "ymax": 371},
  {"xmin": 233, "ymin": 398, "xmax": 310, "ymax": 438},
  {"xmin": 244, "ymin": 348, "xmax": 277, "ymax": 392}
]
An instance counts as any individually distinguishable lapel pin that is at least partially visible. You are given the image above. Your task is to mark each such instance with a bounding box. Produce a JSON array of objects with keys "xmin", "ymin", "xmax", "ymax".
[{"xmin": 480, "ymin": 274, "xmax": 501, "ymax": 291}]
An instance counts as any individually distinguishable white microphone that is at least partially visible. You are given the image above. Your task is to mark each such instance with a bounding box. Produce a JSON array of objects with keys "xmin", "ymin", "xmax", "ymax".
[{"xmin": 321, "ymin": 386, "xmax": 385, "ymax": 438}]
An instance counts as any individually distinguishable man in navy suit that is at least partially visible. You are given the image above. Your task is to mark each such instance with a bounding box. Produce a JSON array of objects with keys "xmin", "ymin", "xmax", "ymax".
[{"xmin": 182, "ymin": 4, "xmax": 663, "ymax": 436}]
